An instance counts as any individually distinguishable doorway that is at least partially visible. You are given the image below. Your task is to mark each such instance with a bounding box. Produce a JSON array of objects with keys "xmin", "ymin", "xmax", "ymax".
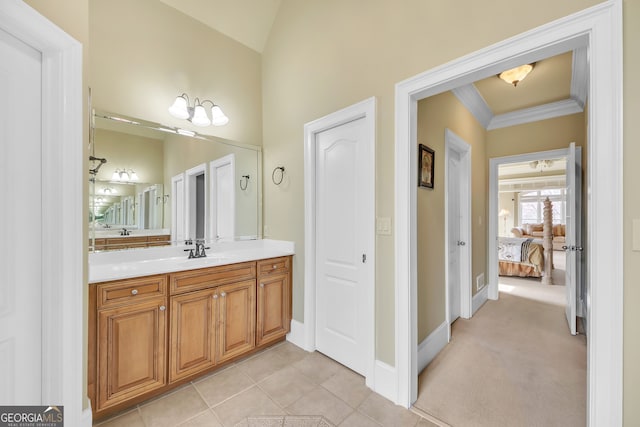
[
  {"xmin": 393, "ymin": 4, "xmax": 622, "ymax": 425},
  {"xmin": 303, "ymin": 97, "xmax": 376, "ymax": 386},
  {"xmin": 445, "ymin": 129, "xmax": 472, "ymax": 327}
]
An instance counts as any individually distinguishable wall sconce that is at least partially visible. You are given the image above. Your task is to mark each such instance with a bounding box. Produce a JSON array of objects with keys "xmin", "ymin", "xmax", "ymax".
[
  {"xmin": 498, "ymin": 63, "xmax": 535, "ymax": 87},
  {"xmin": 111, "ymin": 169, "xmax": 139, "ymax": 182},
  {"xmin": 168, "ymin": 93, "xmax": 229, "ymax": 127}
]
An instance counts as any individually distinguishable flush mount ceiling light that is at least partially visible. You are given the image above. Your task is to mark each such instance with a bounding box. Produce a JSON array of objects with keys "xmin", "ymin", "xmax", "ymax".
[
  {"xmin": 498, "ymin": 63, "xmax": 535, "ymax": 87},
  {"xmin": 168, "ymin": 93, "xmax": 229, "ymax": 127},
  {"xmin": 529, "ymin": 159, "xmax": 554, "ymax": 171}
]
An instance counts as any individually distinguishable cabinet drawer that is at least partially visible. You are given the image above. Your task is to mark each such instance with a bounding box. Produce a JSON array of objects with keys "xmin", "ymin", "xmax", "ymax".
[
  {"xmin": 97, "ymin": 275, "xmax": 168, "ymax": 309},
  {"xmin": 170, "ymin": 262, "xmax": 256, "ymax": 295},
  {"xmin": 257, "ymin": 257, "xmax": 290, "ymax": 277},
  {"xmin": 148, "ymin": 235, "xmax": 171, "ymax": 242}
]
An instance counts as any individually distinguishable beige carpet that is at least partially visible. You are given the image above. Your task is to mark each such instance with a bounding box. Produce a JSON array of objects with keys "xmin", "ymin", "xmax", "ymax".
[
  {"xmin": 413, "ymin": 290, "xmax": 586, "ymax": 427},
  {"xmin": 499, "ymin": 251, "xmax": 566, "ymax": 307}
]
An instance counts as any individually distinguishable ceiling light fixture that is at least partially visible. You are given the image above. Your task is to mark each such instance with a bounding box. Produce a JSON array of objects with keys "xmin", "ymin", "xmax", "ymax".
[
  {"xmin": 111, "ymin": 169, "xmax": 139, "ymax": 182},
  {"xmin": 168, "ymin": 93, "xmax": 229, "ymax": 127},
  {"xmin": 529, "ymin": 159, "xmax": 554, "ymax": 172},
  {"xmin": 498, "ymin": 63, "xmax": 535, "ymax": 87}
]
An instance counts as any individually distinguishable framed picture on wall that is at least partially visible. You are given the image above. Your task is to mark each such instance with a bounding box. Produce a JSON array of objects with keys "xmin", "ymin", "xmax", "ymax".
[{"xmin": 418, "ymin": 144, "xmax": 434, "ymax": 189}]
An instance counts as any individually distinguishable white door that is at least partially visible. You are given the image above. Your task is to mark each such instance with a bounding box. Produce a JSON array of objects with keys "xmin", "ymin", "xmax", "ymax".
[
  {"xmin": 171, "ymin": 173, "xmax": 185, "ymax": 243},
  {"xmin": 564, "ymin": 143, "xmax": 582, "ymax": 335},
  {"xmin": 0, "ymin": 27, "xmax": 42, "ymax": 404},
  {"xmin": 315, "ymin": 117, "xmax": 370, "ymax": 376},
  {"xmin": 447, "ymin": 151, "xmax": 462, "ymax": 323},
  {"xmin": 210, "ymin": 155, "xmax": 235, "ymax": 241}
]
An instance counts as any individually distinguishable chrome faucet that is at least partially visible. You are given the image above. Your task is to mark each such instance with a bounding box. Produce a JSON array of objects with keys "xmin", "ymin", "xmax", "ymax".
[{"xmin": 120, "ymin": 228, "xmax": 130, "ymax": 236}]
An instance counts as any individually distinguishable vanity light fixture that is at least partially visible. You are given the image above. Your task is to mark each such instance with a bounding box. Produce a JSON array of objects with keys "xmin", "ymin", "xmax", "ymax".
[
  {"xmin": 111, "ymin": 168, "xmax": 139, "ymax": 182},
  {"xmin": 169, "ymin": 93, "xmax": 229, "ymax": 127},
  {"xmin": 498, "ymin": 63, "xmax": 535, "ymax": 87}
]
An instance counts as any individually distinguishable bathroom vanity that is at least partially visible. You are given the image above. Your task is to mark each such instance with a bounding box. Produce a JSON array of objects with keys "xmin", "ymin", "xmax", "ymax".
[{"xmin": 87, "ymin": 240, "xmax": 294, "ymax": 419}]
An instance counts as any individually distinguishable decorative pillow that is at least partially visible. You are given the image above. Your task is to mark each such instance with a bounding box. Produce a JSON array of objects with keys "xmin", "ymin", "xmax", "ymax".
[
  {"xmin": 531, "ymin": 223, "xmax": 544, "ymax": 232},
  {"xmin": 524, "ymin": 224, "xmax": 534, "ymax": 235},
  {"xmin": 511, "ymin": 227, "xmax": 524, "ymax": 238}
]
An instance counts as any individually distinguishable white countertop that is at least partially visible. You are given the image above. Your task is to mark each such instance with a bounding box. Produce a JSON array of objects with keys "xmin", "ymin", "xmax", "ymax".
[
  {"xmin": 88, "ymin": 239, "xmax": 295, "ymax": 283},
  {"xmin": 92, "ymin": 228, "xmax": 171, "ymax": 238}
]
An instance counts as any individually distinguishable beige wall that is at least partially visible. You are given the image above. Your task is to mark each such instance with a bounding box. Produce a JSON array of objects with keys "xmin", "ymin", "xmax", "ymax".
[
  {"xmin": 623, "ymin": 0, "xmax": 640, "ymax": 424},
  {"xmin": 24, "ymin": 0, "xmax": 640, "ymax": 422},
  {"xmin": 416, "ymin": 92, "xmax": 487, "ymax": 342},
  {"xmin": 262, "ymin": 0, "xmax": 601, "ymax": 365},
  {"xmin": 162, "ymin": 135, "xmax": 260, "ymax": 238},
  {"xmin": 89, "ymin": 0, "xmax": 263, "ymax": 146},
  {"xmin": 93, "ymin": 129, "xmax": 165, "ymax": 185}
]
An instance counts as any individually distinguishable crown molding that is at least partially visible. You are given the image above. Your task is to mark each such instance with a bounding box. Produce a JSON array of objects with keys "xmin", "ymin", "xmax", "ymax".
[
  {"xmin": 451, "ymin": 84, "xmax": 493, "ymax": 128},
  {"xmin": 571, "ymin": 46, "xmax": 588, "ymax": 108},
  {"xmin": 452, "ymin": 48, "xmax": 587, "ymax": 130},
  {"xmin": 487, "ymin": 98, "xmax": 583, "ymax": 130}
]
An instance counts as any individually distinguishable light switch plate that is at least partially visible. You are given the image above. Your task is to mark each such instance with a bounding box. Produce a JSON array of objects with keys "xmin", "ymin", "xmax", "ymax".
[
  {"xmin": 376, "ymin": 217, "xmax": 392, "ymax": 235},
  {"xmin": 633, "ymin": 219, "xmax": 640, "ymax": 251}
]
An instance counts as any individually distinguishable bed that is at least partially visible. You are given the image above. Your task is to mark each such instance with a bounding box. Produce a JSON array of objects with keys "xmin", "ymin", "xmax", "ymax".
[{"xmin": 498, "ymin": 237, "xmax": 545, "ymax": 278}]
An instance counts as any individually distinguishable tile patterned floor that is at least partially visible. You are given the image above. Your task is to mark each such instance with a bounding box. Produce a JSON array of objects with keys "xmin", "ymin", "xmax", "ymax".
[{"xmin": 94, "ymin": 341, "xmax": 438, "ymax": 427}]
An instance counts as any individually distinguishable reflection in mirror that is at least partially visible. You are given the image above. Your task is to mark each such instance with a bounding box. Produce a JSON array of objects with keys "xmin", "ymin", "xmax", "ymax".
[{"xmin": 89, "ymin": 111, "xmax": 262, "ymax": 251}]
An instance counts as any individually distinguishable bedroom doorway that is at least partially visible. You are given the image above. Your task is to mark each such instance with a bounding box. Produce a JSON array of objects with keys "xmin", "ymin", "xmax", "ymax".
[{"xmin": 490, "ymin": 145, "xmax": 584, "ymax": 334}]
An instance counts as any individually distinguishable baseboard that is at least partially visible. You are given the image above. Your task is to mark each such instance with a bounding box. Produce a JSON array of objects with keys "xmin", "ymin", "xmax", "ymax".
[
  {"xmin": 373, "ymin": 360, "xmax": 397, "ymax": 403},
  {"xmin": 81, "ymin": 405, "xmax": 92, "ymax": 427},
  {"xmin": 286, "ymin": 319, "xmax": 312, "ymax": 351},
  {"xmin": 472, "ymin": 285, "xmax": 489, "ymax": 315},
  {"xmin": 418, "ymin": 321, "xmax": 449, "ymax": 374}
]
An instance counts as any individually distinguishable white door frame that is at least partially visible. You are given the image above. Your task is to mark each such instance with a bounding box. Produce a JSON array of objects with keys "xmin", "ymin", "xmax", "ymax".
[
  {"xmin": 488, "ymin": 148, "xmax": 568, "ymax": 300},
  {"xmin": 0, "ymin": 0, "xmax": 87, "ymax": 424},
  {"xmin": 444, "ymin": 129, "xmax": 472, "ymax": 328},
  {"xmin": 171, "ymin": 173, "xmax": 185, "ymax": 242},
  {"xmin": 185, "ymin": 163, "xmax": 208, "ymax": 241},
  {"xmin": 394, "ymin": 3, "xmax": 622, "ymax": 426},
  {"xmin": 209, "ymin": 154, "xmax": 236, "ymax": 241},
  {"xmin": 303, "ymin": 97, "xmax": 376, "ymax": 387}
]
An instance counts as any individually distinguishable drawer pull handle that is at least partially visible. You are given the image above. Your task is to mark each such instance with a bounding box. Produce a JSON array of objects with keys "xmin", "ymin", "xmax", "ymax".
[
  {"xmin": 131, "ymin": 289, "xmax": 138, "ymax": 295},
  {"xmin": 260, "ymin": 283, "xmax": 264, "ymax": 288},
  {"xmin": 220, "ymin": 292, "xmax": 227, "ymax": 297},
  {"xmin": 159, "ymin": 305, "xmax": 166, "ymax": 311},
  {"xmin": 213, "ymin": 294, "xmax": 218, "ymax": 299}
]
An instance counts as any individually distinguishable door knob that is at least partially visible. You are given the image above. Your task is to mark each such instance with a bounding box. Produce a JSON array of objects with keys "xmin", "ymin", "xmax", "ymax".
[{"xmin": 457, "ymin": 241, "xmax": 466, "ymax": 246}]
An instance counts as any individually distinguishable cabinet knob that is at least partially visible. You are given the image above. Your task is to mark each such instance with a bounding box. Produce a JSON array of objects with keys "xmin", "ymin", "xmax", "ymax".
[
  {"xmin": 272, "ymin": 264, "xmax": 277, "ymax": 269},
  {"xmin": 131, "ymin": 289, "xmax": 138, "ymax": 295},
  {"xmin": 213, "ymin": 294, "xmax": 218, "ymax": 299},
  {"xmin": 260, "ymin": 283, "xmax": 265, "ymax": 288},
  {"xmin": 220, "ymin": 292, "xmax": 227, "ymax": 297},
  {"xmin": 159, "ymin": 305, "xmax": 166, "ymax": 311}
]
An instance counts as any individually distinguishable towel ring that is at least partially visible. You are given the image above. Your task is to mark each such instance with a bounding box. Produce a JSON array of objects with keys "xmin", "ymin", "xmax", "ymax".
[
  {"xmin": 240, "ymin": 175, "xmax": 250, "ymax": 191},
  {"xmin": 272, "ymin": 166, "xmax": 285, "ymax": 185}
]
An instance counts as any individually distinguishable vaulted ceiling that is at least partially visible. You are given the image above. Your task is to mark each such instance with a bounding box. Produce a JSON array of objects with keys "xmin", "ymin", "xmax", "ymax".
[{"xmin": 158, "ymin": 2, "xmax": 587, "ymax": 131}]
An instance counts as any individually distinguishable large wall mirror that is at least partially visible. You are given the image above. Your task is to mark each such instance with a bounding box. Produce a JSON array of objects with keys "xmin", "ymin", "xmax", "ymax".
[{"xmin": 89, "ymin": 110, "xmax": 262, "ymax": 251}]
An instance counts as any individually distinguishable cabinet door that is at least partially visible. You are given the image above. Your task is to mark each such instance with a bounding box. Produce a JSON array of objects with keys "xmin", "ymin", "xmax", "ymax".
[
  {"xmin": 169, "ymin": 288, "xmax": 217, "ymax": 383},
  {"xmin": 257, "ymin": 273, "xmax": 291, "ymax": 346},
  {"xmin": 97, "ymin": 298, "xmax": 167, "ymax": 411},
  {"xmin": 217, "ymin": 280, "xmax": 256, "ymax": 363}
]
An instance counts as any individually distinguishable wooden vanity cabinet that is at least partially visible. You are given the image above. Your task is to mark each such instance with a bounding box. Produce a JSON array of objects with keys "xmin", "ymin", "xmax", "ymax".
[
  {"xmin": 169, "ymin": 287, "xmax": 218, "ymax": 383},
  {"xmin": 91, "ymin": 275, "xmax": 168, "ymax": 413},
  {"xmin": 90, "ymin": 256, "xmax": 292, "ymax": 420},
  {"xmin": 256, "ymin": 257, "xmax": 292, "ymax": 346},
  {"xmin": 168, "ymin": 263, "xmax": 257, "ymax": 383}
]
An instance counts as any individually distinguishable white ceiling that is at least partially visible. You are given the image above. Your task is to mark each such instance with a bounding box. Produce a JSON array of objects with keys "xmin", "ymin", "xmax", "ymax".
[{"xmin": 158, "ymin": 0, "xmax": 282, "ymax": 53}]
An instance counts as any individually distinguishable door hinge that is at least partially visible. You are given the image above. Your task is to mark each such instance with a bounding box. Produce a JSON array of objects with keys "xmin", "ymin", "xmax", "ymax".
[{"xmin": 362, "ymin": 254, "xmax": 367, "ymax": 263}]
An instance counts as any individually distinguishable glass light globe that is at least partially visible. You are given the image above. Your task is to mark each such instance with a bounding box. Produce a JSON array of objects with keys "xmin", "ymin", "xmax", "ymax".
[
  {"xmin": 168, "ymin": 95, "xmax": 190, "ymax": 119},
  {"xmin": 191, "ymin": 105, "xmax": 211, "ymax": 126}
]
